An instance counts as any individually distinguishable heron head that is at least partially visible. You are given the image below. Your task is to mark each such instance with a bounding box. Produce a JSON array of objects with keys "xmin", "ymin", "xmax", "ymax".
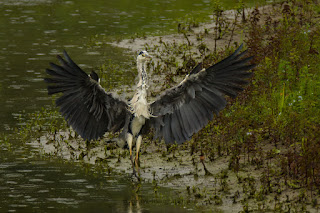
[{"xmin": 137, "ymin": 51, "xmax": 152, "ymax": 63}]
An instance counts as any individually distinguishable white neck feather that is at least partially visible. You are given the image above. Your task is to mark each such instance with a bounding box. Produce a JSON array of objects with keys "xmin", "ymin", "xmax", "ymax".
[
  {"xmin": 129, "ymin": 60, "xmax": 152, "ymax": 118},
  {"xmin": 137, "ymin": 60, "xmax": 148, "ymax": 88}
]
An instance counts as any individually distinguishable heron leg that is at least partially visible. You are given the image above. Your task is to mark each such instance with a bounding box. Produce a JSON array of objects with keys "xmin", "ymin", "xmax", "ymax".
[
  {"xmin": 127, "ymin": 133, "xmax": 137, "ymax": 178},
  {"xmin": 134, "ymin": 135, "xmax": 142, "ymax": 174}
]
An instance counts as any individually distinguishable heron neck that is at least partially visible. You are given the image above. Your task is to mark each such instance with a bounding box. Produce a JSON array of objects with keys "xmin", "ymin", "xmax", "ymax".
[
  {"xmin": 129, "ymin": 60, "xmax": 150, "ymax": 118},
  {"xmin": 137, "ymin": 61, "xmax": 148, "ymax": 90}
]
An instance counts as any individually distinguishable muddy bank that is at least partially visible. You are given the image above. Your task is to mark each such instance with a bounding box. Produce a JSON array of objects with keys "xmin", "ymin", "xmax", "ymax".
[
  {"xmin": 110, "ymin": 5, "xmax": 275, "ymax": 54},
  {"xmin": 34, "ymin": 126, "xmax": 318, "ymax": 212}
]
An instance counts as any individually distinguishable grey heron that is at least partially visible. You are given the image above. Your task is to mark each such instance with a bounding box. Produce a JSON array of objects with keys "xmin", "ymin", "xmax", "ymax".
[{"xmin": 44, "ymin": 44, "xmax": 255, "ymax": 178}]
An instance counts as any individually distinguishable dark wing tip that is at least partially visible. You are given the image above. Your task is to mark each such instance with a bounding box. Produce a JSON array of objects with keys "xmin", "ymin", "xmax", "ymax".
[
  {"xmin": 63, "ymin": 49, "xmax": 68, "ymax": 56},
  {"xmin": 89, "ymin": 71, "xmax": 100, "ymax": 82},
  {"xmin": 190, "ymin": 63, "xmax": 203, "ymax": 75},
  {"xmin": 56, "ymin": 54, "xmax": 64, "ymax": 62},
  {"xmin": 62, "ymin": 50, "xmax": 72, "ymax": 63},
  {"xmin": 232, "ymin": 43, "xmax": 244, "ymax": 58}
]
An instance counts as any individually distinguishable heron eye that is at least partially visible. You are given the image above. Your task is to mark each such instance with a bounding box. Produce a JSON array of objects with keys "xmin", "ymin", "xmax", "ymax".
[{"xmin": 142, "ymin": 54, "xmax": 145, "ymax": 57}]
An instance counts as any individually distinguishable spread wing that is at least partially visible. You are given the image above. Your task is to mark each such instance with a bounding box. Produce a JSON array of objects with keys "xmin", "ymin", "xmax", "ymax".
[
  {"xmin": 146, "ymin": 44, "xmax": 256, "ymax": 144},
  {"xmin": 44, "ymin": 51, "xmax": 130, "ymax": 141}
]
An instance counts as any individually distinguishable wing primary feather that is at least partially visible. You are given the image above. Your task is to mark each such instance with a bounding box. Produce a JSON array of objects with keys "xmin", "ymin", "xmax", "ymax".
[
  {"xmin": 170, "ymin": 112, "xmax": 183, "ymax": 143},
  {"xmin": 190, "ymin": 63, "xmax": 203, "ymax": 75},
  {"xmin": 163, "ymin": 114, "xmax": 173, "ymax": 143},
  {"xmin": 63, "ymin": 50, "xmax": 88, "ymax": 77},
  {"xmin": 182, "ymin": 105, "xmax": 199, "ymax": 134},
  {"xmin": 179, "ymin": 105, "xmax": 193, "ymax": 135},
  {"xmin": 199, "ymin": 89, "xmax": 226, "ymax": 113},
  {"xmin": 56, "ymin": 55, "xmax": 78, "ymax": 76},
  {"xmin": 192, "ymin": 98, "xmax": 210, "ymax": 126},
  {"xmin": 176, "ymin": 108, "xmax": 191, "ymax": 140},
  {"xmin": 196, "ymin": 96, "xmax": 214, "ymax": 120},
  {"xmin": 177, "ymin": 109, "xmax": 190, "ymax": 143},
  {"xmin": 187, "ymin": 101, "xmax": 203, "ymax": 133},
  {"xmin": 214, "ymin": 65, "xmax": 255, "ymax": 77},
  {"xmin": 49, "ymin": 63, "xmax": 73, "ymax": 77},
  {"xmin": 231, "ymin": 49, "xmax": 248, "ymax": 62},
  {"xmin": 209, "ymin": 44, "xmax": 244, "ymax": 72}
]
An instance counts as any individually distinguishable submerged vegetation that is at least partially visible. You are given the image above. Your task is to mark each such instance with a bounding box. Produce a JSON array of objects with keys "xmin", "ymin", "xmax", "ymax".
[{"xmin": 2, "ymin": 0, "xmax": 320, "ymax": 212}]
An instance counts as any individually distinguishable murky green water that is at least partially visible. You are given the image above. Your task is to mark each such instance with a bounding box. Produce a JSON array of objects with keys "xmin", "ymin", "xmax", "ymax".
[
  {"xmin": 0, "ymin": 140, "xmax": 189, "ymax": 212},
  {"xmin": 0, "ymin": 0, "xmax": 274, "ymax": 212}
]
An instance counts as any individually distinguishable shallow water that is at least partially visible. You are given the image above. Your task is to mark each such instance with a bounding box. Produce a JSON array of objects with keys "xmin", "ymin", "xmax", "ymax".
[
  {"xmin": 0, "ymin": 0, "xmax": 274, "ymax": 212},
  {"xmin": 0, "ymin": 141, "xmax": 189, "ymax": 212}
]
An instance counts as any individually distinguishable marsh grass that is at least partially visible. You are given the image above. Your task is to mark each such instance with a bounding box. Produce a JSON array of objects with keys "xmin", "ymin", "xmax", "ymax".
[{"xmin": 134, "ymin": 0, "xmax": 320, "ymax": 210}]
